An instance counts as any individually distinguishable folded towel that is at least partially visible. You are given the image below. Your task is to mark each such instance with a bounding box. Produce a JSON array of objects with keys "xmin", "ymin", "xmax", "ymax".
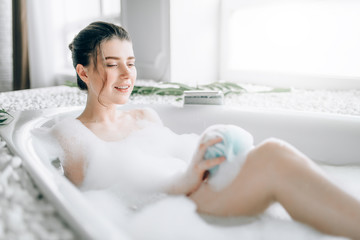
[{"xmin": 201, "ymin": 124, "xmax": 254, "ymax": 191}]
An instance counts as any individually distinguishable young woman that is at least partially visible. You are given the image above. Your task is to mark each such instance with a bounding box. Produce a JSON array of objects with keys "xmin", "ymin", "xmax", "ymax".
[{"xmin": 56, "ymin": 21, "xmax": 360, "ymax": 239}]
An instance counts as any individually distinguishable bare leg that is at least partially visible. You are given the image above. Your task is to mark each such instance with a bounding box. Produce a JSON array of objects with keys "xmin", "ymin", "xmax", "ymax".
[
  {"xmin": 190, "ymin": 138, "xmax": 360, "ymax": 239},
  {"xmin": 264, "ymin": 140, "xmax": 360, "ymax": 239}
]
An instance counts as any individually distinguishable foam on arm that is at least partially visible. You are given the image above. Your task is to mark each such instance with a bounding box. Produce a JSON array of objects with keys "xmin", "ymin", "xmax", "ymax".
[
  {"xmin": 51, "ymin": 119, "xmax": 87, "ymax": 186},
  {"xmin": 141, "ymin": 107, "xmax": 163, "ymax": 125}
]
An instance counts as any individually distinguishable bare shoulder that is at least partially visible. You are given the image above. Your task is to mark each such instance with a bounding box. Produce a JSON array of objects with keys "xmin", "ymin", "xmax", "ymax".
[
  {"xmin": 50, "ymin": 118, "xmax": 86, "ymax": 186},
  {"xmin": 132, "ymin": 108, "xmax": 163, "ymax": 125},
  {"xmin": 51, "ymin": 118, "xmax": 76, "ymax": 144}
]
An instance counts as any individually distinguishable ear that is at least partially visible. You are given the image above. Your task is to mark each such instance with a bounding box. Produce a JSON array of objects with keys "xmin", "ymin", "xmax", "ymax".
[{"xmin": 76, "ymin": 64, "xmax": 89, "ymax": 84}]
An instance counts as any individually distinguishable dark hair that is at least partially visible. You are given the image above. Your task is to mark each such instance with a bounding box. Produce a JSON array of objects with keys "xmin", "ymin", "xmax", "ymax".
[{"xmin": 68, "ymin": 21, "xmax": 131, "ymax": 90}]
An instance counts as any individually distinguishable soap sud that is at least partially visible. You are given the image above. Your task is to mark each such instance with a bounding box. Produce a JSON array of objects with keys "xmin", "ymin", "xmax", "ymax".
[
  {"xmin": 54, "ymin": 118, "xmax": 198, "ymax": 207},
  {"xmin": 54, "ymin": 119, "xmax": 358, "ymax": 240},
  {"xmin": 118, "ymin": 195, "xmax": 347, "ymax": 240},
  {"xmin": 82, "ymin": 171, "xmax": 356, "ymax": 240},
  {"xmin": 0, "ymin": 84, "xmax": 359, "ymax": 239}
]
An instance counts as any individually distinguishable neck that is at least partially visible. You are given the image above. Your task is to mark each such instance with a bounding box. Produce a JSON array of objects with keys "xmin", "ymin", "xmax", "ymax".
[{"xmin": 78, "ymin": 94, "xmax": 119, "ymax": 124}]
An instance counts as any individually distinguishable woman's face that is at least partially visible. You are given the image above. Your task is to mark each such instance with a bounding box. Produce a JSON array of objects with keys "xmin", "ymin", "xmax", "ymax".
[{"xmin": 87, "ymin": 38, "xmax": 136, "ymax": 105}]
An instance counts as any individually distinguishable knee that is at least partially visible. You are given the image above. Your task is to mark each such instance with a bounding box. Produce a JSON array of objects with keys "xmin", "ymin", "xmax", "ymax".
[
  {"xmin": 248, "ymin": 138, "xmax": 289, "ymax": 161},
  {"xmin": 246, "ymin": 138, "xmax": 308, "ymax": 173},
  {"xmin": 256, "ymin": 138, "xmax": 286, "ymax": 151}
]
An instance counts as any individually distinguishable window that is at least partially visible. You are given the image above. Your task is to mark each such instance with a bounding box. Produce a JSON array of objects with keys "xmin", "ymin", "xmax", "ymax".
[
  {"xmin": 220, "ymin": 0, "xmax": 360, "ymax": 89},
  {"xmin": 53, "ymin": 0, "xmax": 121, "ymax": 79},
  {"xmin": 26, "ymin": 0, "xmax": 121, "ymax": 87}
]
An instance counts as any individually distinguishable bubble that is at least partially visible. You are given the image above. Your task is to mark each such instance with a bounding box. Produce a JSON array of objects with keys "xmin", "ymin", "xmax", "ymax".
[{"xmin": 47, "ymin": 116, "xmax": 360, "ymax": 239}]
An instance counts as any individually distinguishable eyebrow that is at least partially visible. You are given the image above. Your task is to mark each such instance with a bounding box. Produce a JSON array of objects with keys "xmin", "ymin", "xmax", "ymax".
[{"xmin": 105, "ymin": 56, "xmax": 135, "ymax": 60}]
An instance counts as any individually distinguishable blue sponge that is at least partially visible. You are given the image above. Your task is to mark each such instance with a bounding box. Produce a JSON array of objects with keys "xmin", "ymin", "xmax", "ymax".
[{"xmin": 202, "ymin": 125, "xmax": 254, "ymax": 177}]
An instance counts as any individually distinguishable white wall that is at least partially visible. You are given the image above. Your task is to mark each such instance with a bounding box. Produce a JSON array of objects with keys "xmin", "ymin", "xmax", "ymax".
[
  {"xmin": 121, "ymin": 0, "xmax": 171, "ymax": 82},
  {"xmin": 121, "ymin": 0, "xmax": 220, "ymax": 85},
  {"xmin": 170, "ymin": 0, "xmax": 220, "ymax": 86}
]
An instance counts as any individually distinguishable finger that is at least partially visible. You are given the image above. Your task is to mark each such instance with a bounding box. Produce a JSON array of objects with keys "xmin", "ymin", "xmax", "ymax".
[
  {"xmin": 198, "ymin": 156, "xmax": 226, "ymax": 171},
  {"xmin": 205, "ymin": 137, "xmax": 223, "ymax": 147},
  {"xmin": 198, "ymin": 137, "xmax": 223, "ymax": 155}
]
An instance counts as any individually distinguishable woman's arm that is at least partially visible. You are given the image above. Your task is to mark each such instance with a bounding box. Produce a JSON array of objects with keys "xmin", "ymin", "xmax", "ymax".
[
  {"xmin": 166, "ymin": 137, "xmax": 226, "ymax": 196},
  {"xmin": 51, "ymin": 122, "xmax": 86, "ymax": 187},
  {"xmin": 62, "ymin": 153, "xmax": 85, "ymax": 187}
]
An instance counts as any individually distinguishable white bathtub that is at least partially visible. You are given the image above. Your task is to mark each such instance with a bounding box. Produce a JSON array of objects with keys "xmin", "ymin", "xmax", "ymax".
[{"xmin": 1, "ymin": 104, "xmax": 360, "ymax": 239}]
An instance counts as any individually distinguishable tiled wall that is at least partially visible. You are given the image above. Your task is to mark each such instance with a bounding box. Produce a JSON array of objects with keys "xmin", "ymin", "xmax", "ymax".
[{"xmin": 0, "ymin": 0, "xmax": 12, "ymax": 92}]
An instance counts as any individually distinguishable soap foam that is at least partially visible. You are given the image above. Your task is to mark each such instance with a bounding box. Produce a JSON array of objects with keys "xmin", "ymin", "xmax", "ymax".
[
  {"xmin": 47, "ymin": 118, "xmax": 359, "ymax": 240},
  {"xmin": 121, "ymin": 163, "xmax": 359, "ymax": 240},
  {"xmin": 81, "ymin": 124, "xmax": 197, "ymax": 193}
]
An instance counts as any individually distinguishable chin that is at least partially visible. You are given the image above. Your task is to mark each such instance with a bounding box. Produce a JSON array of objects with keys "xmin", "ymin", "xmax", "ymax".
[{"xmin": 114, "ymin": 97, "xmax": 130, "ymax": 105}]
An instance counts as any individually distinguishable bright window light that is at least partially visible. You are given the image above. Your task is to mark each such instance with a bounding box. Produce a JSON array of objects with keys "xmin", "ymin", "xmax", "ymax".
[
  {"xmin": 222, "ymin": 0, "xmax": 360, "ymax": 88},
  {"xmin": 52, "ymin": 0, "xmax": 121, "ymax": 75}
]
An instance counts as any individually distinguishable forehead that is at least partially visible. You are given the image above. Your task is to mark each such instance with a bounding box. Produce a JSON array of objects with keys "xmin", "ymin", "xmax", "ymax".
[{"xmin": 99, "ymin": 38, "xmax": 134, "ymax": 59}]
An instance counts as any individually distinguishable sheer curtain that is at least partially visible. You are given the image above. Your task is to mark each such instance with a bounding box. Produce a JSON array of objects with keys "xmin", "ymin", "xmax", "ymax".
[
  {"xmin": 26, "ymin": 0, "xmax": 121, "ymax": 88},
  {"xmin": 0, "ymin": 0, "xmax": 13, "ymax": 92},
  {"xmin": 12, "ymin": 0, "xmax": 30, "ymax": 90},
  {"xmin": 26, "ymin": 0, "xmax": 57, "ymax": 88}
]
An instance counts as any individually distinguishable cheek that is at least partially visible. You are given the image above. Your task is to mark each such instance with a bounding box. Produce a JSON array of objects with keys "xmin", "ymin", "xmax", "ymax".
[
  {"xmin": 132, "ymin": 68, "xmax": 137, "ymax": 80},
  {"xmin": 105, "ymin": 69, "xmax": 117, "ymax": 78}
]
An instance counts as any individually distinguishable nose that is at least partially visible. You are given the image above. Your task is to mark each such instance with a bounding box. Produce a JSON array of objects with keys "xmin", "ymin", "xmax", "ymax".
[{"xmin": 119, "ymin": 63, "xmax": 132, "ymax": 78}]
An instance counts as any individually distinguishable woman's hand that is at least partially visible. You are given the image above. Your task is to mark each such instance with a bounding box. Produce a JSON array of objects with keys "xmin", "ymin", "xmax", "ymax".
[{"xmin": 184, "ymin": 137, "xmax": 226, "ymax": 196}]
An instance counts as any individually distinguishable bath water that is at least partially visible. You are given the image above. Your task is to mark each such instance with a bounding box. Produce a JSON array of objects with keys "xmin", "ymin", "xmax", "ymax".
[{"xmin": 45, "ymin": 117, "xmax": 359, "ymax": 240}]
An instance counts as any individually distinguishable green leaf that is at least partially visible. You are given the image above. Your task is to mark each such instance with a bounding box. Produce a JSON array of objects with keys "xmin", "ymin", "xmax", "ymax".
[
  {"xmin": 154, "ymin": 88, "xmax": 184, "ymax": 96},
  {"xmin": 0, "ymin": 108, "xmax": 13, "ymax": 126},
  {"xmin": 0, "ymin": 109, "xmax": 12, "ymax": 117},
  {"xmin": 133, "ymin": 86, "xmax": 160, "ymax": 95},
  {"xmin": 224, "ymin": 90, "xmax": 246, "ymax": 96},
  {"xmin": 67, "ymin": 80, "xmax": 289, "ymax": 98},
  {"xmin": 222, "ymin": 82, "xmax": 246, "ymax": 91},
  {"xmin": 202, "ymin": 84, "xmax": 216, "ymax": 90},
  {"xmin": 0, "ymin": 118, "xmax": 7, "ymax": 123},
  {"xmin": 64, "ymin": 81, "xmax": 77, "ymax": 87},
  {"xmin": 256, "ymin": 88, "xmax": 291, "ymax": 93}
]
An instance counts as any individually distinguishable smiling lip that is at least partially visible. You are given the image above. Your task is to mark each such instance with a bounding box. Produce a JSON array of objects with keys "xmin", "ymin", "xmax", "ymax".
[{"xmin": 114, "ymin": 85, "xmax": 131, "ymax": 93}]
